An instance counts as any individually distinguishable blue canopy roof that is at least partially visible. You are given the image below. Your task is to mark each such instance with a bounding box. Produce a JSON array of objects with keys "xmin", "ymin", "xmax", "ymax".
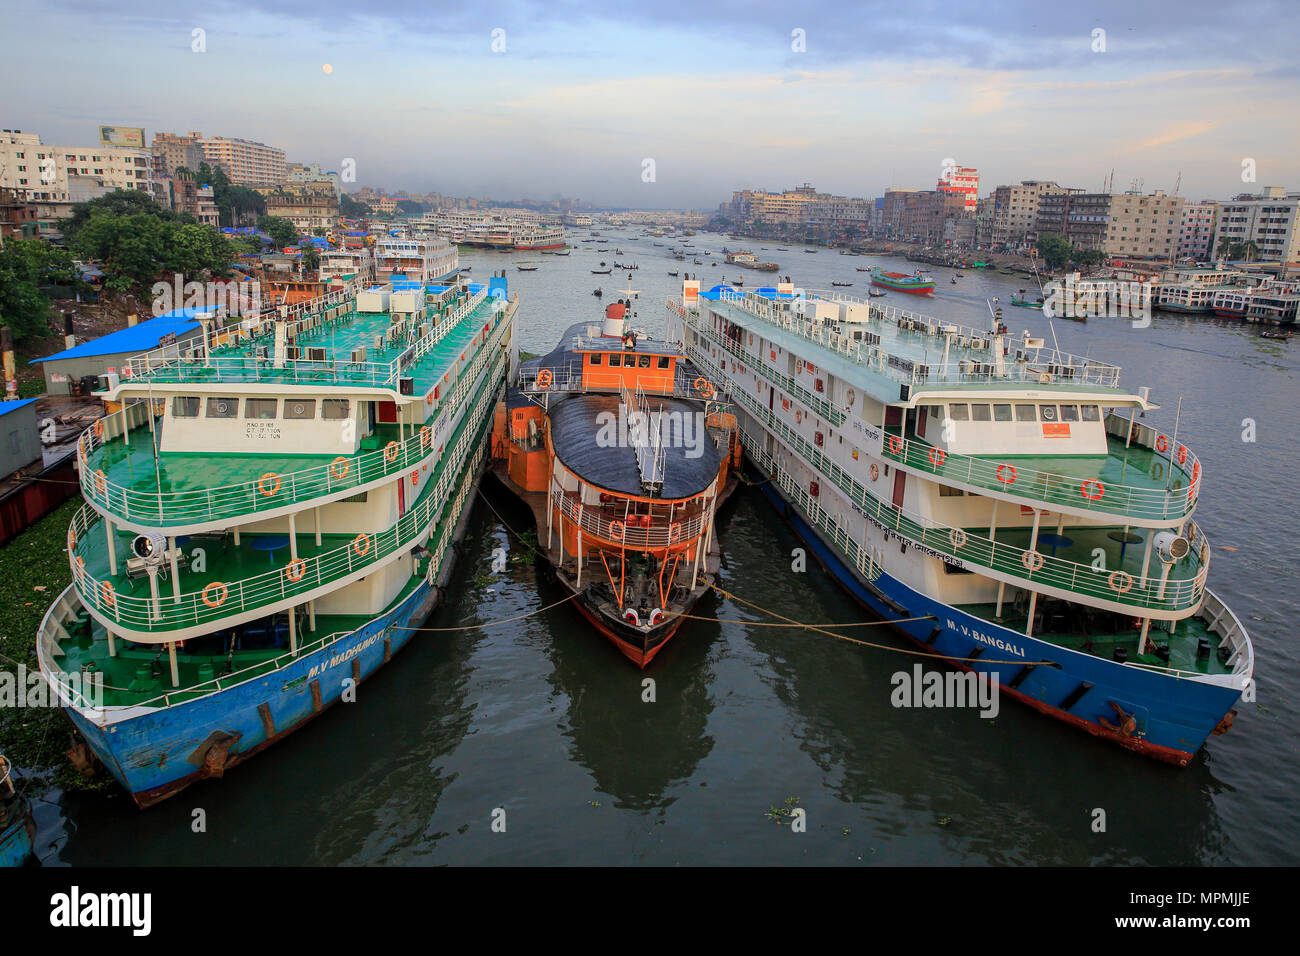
[
  {"xmin": 31, "ymin": 311, "xmax": 205, "ymax": 364},
  {"xmin": 0, "ymin": 398, "xmax": 37, "ymax": 418}
]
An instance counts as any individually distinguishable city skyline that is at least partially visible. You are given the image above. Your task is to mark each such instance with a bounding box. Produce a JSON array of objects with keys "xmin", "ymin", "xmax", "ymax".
[{"xmin": 3, "ymin": 0, "xmax": 1299, "ymax": 207}]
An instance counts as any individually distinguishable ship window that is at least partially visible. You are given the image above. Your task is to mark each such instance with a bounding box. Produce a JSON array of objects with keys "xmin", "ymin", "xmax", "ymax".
[
  {"xmin": 589, "ymin": 353, "xmax": 602, "ymax": 365},
  {"xmin": 341, "ymin": 491, "xmax": 368, "ymax": 503},
  {"xmin": 657, "ymin": 356, "xmax": 670, "ymax": 369},
  {"xmin": 172, "ymin": 396, "xmax": 200, "ymax": 418},
  {"xmin": 638, "ymin": 355, "xmax": 651, "ymax": 368},
  {"xmin": 245, "ymin": 398, "xmax": 278, "ymax": 419},
  {"xmin": 942, "ymin": 561, "xmax": 973, "ymax": 575},
  {"xmin": 322, "ymin": 399, "xmax": 351, "ymax": 420},
  {"xmin": 1081, "ymin": 405, "xmax": 1100, "ymax": 422},
  {"xmin": 939, "ymin": 484, "xmax": 964, "ymax": 497},
  {"xmin": 1060, "ymin": 404, "xmax": 1079, "ymax": 422},
  {"xmin": 993, "ymin": 404, "xmax": 1013, "ymax": 422},
  {"xmin": 929, "ymin": 405, "xmax": 940, "ymax": 419},
  {"xmin": 948, "ymin": 403, "xmax": 969, "ymax": 421},
  {"xmin": 971, "ymin": 404, "xmax": 991, "ymax": 422},
  {"xmin": 1016, "ymin": 405, "xmax": 1036, "ymax": 421},
  {"xmin": 1041, "ymin": 404, "xmax": 1058, "ymax": 422},
  {"xmin": 623, "ymin": 354, "xmax": 637, "ymax": 367},
  {"xmin": 206, "ymin": 397, "xmax": 238, "ymax": 419},
  {"xmin": 284, "ymin": 399, "xmax": 316, "ymax": 420}
]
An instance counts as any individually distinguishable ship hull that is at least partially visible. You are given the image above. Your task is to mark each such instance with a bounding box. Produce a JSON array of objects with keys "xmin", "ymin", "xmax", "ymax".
[
  {"xmin": 745, "ymin": 456, "xmax": 1241, "ymax": 766},
  {"xmin": 557, "ymin": 573, "xmax": 687, "ymax": 669},
  {"xmin": 870, "ymin": 277, "xmax": 935, "ymax": 295},
  {"xmin": 514, "ymin": 242, "xmax": 566, "ymax": 251}
]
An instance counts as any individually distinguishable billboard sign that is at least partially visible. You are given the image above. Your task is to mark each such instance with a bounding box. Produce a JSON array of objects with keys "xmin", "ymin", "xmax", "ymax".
[{"xmin": 99, "ymin": 125, "xmax": 145, "ymax": 148}]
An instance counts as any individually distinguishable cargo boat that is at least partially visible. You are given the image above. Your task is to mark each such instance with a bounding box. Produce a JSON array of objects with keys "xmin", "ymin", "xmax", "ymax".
[
  {"xmin": 870, "ymin": 268, "xmax": 936, "ymax": 296},
  {"xmin": 37, "ymin": 276, "xmax": 519, "ymax": 807},
  {"xmin": 666, "ymin": 280, "xmax": 1252, "ymax": 766}
]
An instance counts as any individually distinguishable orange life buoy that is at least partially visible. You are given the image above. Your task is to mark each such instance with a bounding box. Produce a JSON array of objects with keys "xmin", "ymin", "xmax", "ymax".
[
  {"xmin": 887, "ymin": 435, "xmax": 903, "ymax": 455},
  {"xmin": 352, "ymin": 533, "xmax": 371, "ymax": 557},
  {"xmin": 410, "ymin": 470, "xmax": 419, "ymax": 486},
  {"xmin": 1022, "ymin": 551, "xmax": 1044, "ymax": 572},
  {"xmin": 93, "ymin": 420, "xmax": 103, "ymax": 440},
  {"xmin": 93, "ymin": 469, "xmax": 107, "ymax": 495},
  {"xmin": 997, "ymin": 464, "xmax": 1016, "ymax": 484},
  {"xmin": 330, "ymin": 456, "xmax": 349, "ymax": 479},
  {"xmin": 668, "ymin": 522, "xmax": 682, "ymax": 543},
  {"xmin": 1177, "ymin": 445, "xmax": 1188, "ymax": 465},
  {"xmin": 609, "ymin": 520, "xmax": 625, "ymax": 542},
  {"xmin": 928, "ymin": 447, "xmax": 946, "ymax": 467},
  {"xmin": 201, "ymin": 582, "xmax": 228, "ymax": 607},
  {"xmin": 100, "ymin": 581, "xmax": 116, "ymax": 606},
  {"xmin": 694, "ymin": 377, "xmax": 714, "ymax": 399},
  {"xmin": 285, "ymin": 558, "xmax": 306, "ymax": 582},
  {"xmin": 1081, "ymin": 479, "xmax": 1105, "ymax": 500},
  {"xmin": 869, "ymin": 463, "xmax": 880, "ymax": 481},
  {"xmin": 420, "ymin": 425, "xmax": 431, "ymax": 448},
  {"xmin": 1156, "ymin": 434, "xmax": 1169, "ymax": 453},
  {"xmin": 1109, "ymin": 570, "xmax": 1134, "ymax": 594},
  {"xmin": 949, "ymin": 528, "xmax": 967, "ymax": 549},
  {"xmin": 257, "ymin": 473, "xmax": 281, "ymax": 497},
  {"xmin": 536, "ymin": 369, "xmax": 554, "ymax": 390},
  {"xmin": 795, "ymin": 409, "xmax": 803, "ymax": 424},
  {"xmin": 384, "ymin": 441, "xmax": 400, "ymax": 463}
]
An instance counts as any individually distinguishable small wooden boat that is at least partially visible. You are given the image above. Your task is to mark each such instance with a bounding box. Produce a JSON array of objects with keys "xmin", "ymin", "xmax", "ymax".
[
  {"xmin": 668, "ymin": 271, "xmax": 679, "ymax": 277},
  {"xmin": 868, "ymin": 289, "xmax": 886, "ymax": 298},
  {"xmin": 1261, "ymin": 329, "xmax": 1292, "ymax": 340},
  {"xmin": 832, "ymin": 281, "xmax": 853, "ymax": 287}
]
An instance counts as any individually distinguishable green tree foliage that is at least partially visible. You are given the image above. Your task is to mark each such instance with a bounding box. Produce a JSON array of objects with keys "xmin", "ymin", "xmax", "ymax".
[
  {"xmin": 302, "ymin": 248, "xmax": 320, "ymax": 272},
  {"xmin": 71, "ymin": 212, "xmax": 235, "ymax": 297},
  {"xmin": 395, "ymin": 199, "xmax": 428, "ymax": 216},
  {"xmin": 339, "ymin": 193, "xmax": 370, "ymax": 219},
  {"xmin": 195, "ymin": 162, "xmax": 266, "ymax": 226},
  {"xmin": 61, "ymin": 189, "xmax": 175, "ymax": 242},
  {"xmin": 0, "ymin": 239, "xmax": 83, "ymax": 342},
  {"xmin": 258, "ymin": 215, "xmax": 298, "ymax": 249},
  {"xmin": 1036, "ymin": 233, "xmax": 1073, "ymax": 271}
]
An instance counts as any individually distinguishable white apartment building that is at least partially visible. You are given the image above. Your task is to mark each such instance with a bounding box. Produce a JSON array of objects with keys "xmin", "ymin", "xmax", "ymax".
[
  {"xmin": 1, "ymin": 129, "xmax": 154, "ymax": 203},
  {"xmin": 1177, "ymin": 201, "xmax": 1218, "ymax": 261},
  {"xmin": 991, "ymin": 181, "xmax": 1068, "ymax": 246},
  {"xmin": 1213, "ymin": 187, "xmax": 1300, "ymax": 261},
  {"xmin": 195, "ymin": 132, "xmax": 286, "ymax": 186}
]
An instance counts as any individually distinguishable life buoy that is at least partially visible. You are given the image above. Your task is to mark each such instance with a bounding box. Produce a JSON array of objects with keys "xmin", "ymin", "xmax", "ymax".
[
  {"xmin": 694, "ymin": 377, "xmax": 714, "ymax": 398},
  {"xmin": 410, "ymin": 470, "xmax": 420, "ymax": 486},
  {"xmin": 285, "ymin": 558, "xmax": 306, "ymax": 582},
  {"xmin": 1022, "ymin": 551, "xmax": 1044, "ymax": 572},
  {"xmin": 1109, "ymin": 570, "xmax": 1134, "ymax": 594},
  {"xmin": 928, "ymin": 447, "xmax": 946, "ymax": 467},
  {"xmin": 668, "ymin": 522, "xmax": 682, "ymax": 543},
  {"xmin": 68, "ymin": 530, "xmax": 77, "ymax": 551},
  {"xmin": 1156, "ymin": 434, "xmax": 1169, "ymax": 453},
  {"xmin": 795, "ymin": 409, "xmax": 803, "ymax": 423},
  {"xmin": 92, "ymin": 420, "xmax": 103, "ymax": 440},
  {"xmin": 384, "ymin": 441, "xmax": 400, "ymax": 463},
  {"xmin": 1081, "ymin": 479, "xmax": 1105, "ymax": 500},
  {"xmin": 100, "ymin": 581, "xmax": 116, "ymax": 607},
  {"xmin": 1176, "ymin": 445, "xmax": 1188, "ymax": 465},
  {"xmin": 352, "ymin": 533, "xmax": 371, "ymax": 557},
  {"xmin": 536, "ymin": 368, "xmax": 553, "ymax": 390},
  {"xmin": 887, "ymin": 435, "xmax": 903, "ymax": 455},
  {"xmin": 869, "ymin": 463, "xmax": 880, "ymax": 481},
  {"xmin": 1192, "ymin": 461, "xmax": 1200, "ymax": 481},
  {"xmin": 609, "ymin": 520, "xmax": 625, "ymax": 542},
  {"xmin": 420, "ymin": 425, "xmax": 431, "ymax": 448},
  {"xmin": 257, "ymin": 473, "xmax": 281, "ymax": 497},
  {"xmin": 949, "ymin": 528, "xmax": 967, "ymax": 549},
  {"xmin": 93, "ymin": 469, "xmax": 107, "ymax": 495},
  {"xmin": 201, "ymin": 582, "xmax": 228, "ymax": 607},
  {"xmin": 996, "ymin": 464, "xmax": 1016, "ymax": 484},
  {"xmin": 330, "ymin": 456, "xmax": 349, "ymax": 479}
]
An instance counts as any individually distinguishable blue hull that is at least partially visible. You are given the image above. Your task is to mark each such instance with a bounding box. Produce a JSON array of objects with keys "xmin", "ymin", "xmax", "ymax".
[
  {"xmin": 67, "ymin": 582, "xmax": 438, "ymax": 806},
  {"xmin": 1, "ymin": 809, "xmax": 34, "ymax": 867},
  {"xmin": 747, "ymin": 458, "xmax": 1241, "ymax": 765}
]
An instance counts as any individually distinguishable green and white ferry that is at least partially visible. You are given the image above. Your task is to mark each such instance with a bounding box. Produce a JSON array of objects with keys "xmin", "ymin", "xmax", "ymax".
[{"xmin": 37, "ymin": 274, "xmax": 518, "ymax": 807}]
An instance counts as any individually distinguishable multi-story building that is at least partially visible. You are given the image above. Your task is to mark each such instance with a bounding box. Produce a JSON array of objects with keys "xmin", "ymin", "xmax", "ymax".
[
  {"xmin": 937, "ymin": 164, "xmax": 979, "ymax": 212},
  {"xmin": 255, "ymin": 181, "xmax": 339, "ymax": 232},
  {"xmin": 991, "ymin": 181, "xmax": 1070, "ymax": 247},
  {"xmin": 151, "ymin": 132, "xmax": 205, "ymax": 179},
  {"xmin": 0, "ymin": 129, "xmax": 155, "ymax": 212},
  {"xmin": 1064, "ymin": 191, "xmax": 1185, "ymax": 260},
  {"xmin": 880, "ymin": 189, "xmax": 921, "ymax": 236},
  {"xmin": 1212, "ymin": 187, "xmax": 1300, "ymax": 262},
  {"xmin": 286, "ymin": 161, "xmax": 341, "ymax": 199},
  {"xmin": 195, "ymin": 132, "xmax": 286, "ymax": 186},
  {"xmin": 1177, "ymin": 201, "xmax": 1218, "ymax": 261},
  {"xmin": 168, "ymin": 178, "xmax": 220, "ymax": 228},
  {"xmin": 897, "ymin": 190, "xmax": 968, "ymax": 244}
]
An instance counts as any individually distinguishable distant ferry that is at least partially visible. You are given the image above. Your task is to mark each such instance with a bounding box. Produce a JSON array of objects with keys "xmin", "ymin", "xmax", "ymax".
[
  {"xmin": 375, "ymin": 236, "xmax": 460, "ymax": 283},
  {"xmin": 490, "ymin": 296, "xmax": 739, "ymax": 667},
  {"xmin": 870, "ymin": 268, "xmax": 936, "ymax": 295},
  {"xmin": 666, "ymin": 279, "xmax": 1252, "ymax": 767}
]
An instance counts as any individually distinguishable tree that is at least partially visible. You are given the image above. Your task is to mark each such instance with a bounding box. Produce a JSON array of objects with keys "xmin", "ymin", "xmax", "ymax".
[
  {"xmin": 301, "ymin": 248, "xmax": 320, "ymax": 272},
  {"xmin": 395, "ymin": 199, "xmax": 428, "ymax": 216},
  {"xmin": 0, "ymin": 239, "xmax": 84, "ymax": 343},
  {"xmin": 71, "ymin": 211, "xmax": 235, "ymax": 298},
  {"xmin": 339, "ymin": 193, "xmax": 370, "ymax": 219},
  {"xmin": 1036, "ymin": 233, "xmax": 1073, "ymax": 271},
  {"xmin": 195, "ymin": 162, "xmax": 265, "ymax": 226},
  {"xmin": 61, "ymin": 189, "xmax": 172, "ymax": 242},
  {"xmin": 257, "ymin": 215, "xmax": 298, "ymax": 249}
]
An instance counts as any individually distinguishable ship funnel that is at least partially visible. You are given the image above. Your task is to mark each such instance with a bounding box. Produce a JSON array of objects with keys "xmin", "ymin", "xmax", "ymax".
[{"xmin": 602, "ymin": 301, "xmax": 627, "ymax": 337}]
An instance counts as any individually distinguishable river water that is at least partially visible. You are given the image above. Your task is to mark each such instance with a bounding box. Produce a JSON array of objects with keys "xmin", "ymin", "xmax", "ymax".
[{"xmin": 27, "ymin": 230, "xmax": 1300, "ymax": 865}]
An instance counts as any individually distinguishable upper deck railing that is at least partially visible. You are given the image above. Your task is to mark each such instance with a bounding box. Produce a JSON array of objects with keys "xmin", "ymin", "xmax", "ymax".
[
  {"xmin": 677, "ymin": 290, "xmax": 1124, "ymax": 390},
  {"xmin": 77, "ymin": 302, "xmax": 511, "ymax": 527}
]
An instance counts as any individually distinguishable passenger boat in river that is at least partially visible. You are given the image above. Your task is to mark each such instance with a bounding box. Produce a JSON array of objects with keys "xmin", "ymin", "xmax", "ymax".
[{"xmin": 490, "ymin": 292, "xmax": 740, "ymax": 667}]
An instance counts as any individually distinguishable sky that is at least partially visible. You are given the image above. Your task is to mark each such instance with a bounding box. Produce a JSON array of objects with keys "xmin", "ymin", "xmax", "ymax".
[{"xmin": 2, "ymin": 0, "xmax": 1298, "ymax": 209}]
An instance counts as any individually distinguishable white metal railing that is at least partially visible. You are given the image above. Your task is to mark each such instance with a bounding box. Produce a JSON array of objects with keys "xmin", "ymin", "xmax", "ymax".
[{"xmin": 555, "ymin": 490, "xmax": 708, "ymax": 550}]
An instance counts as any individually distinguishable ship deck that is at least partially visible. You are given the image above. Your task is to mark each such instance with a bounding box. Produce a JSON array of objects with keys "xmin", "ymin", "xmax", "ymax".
[
  {"xmin": 955, "ymin": 601, "xmax": 1233, "ymax": 677},
  {"xmin": 53, "ymin": 575, "xmax": 426, "ymax": 708}
]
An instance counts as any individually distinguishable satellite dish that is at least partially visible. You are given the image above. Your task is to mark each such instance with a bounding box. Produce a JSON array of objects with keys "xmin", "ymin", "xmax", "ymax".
[{"xmin": 132, "ymin": 532, "xmax": 168, "ymax": 563}]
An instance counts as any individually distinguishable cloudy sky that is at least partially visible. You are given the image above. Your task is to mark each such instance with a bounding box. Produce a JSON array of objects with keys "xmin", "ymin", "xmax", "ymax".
[{"xmin": 3, "ymin": 0, "xmax": 1297, "ymax": 208}]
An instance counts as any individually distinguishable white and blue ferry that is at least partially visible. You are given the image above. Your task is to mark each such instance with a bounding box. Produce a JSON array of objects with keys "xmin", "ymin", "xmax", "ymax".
[
  {"xmin": 667, "ymin": 279, "xmax": 1252, "ymax": 765},
  {"xmin": 37, "ymin": 275, "xmax": 518, "ymax": 806}
]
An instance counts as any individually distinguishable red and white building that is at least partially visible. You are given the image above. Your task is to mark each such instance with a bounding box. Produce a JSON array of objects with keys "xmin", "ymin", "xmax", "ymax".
[{"xmin": 937, "ymin": 164, "xmax": 980, "ymax": 212}]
